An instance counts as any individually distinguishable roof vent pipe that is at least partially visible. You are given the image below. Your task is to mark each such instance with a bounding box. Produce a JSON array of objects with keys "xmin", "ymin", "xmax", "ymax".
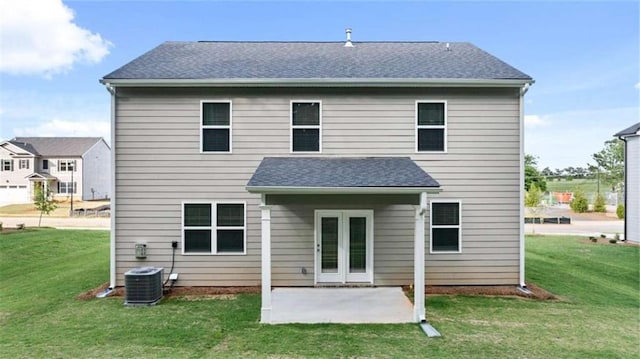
[{"xmin": 344, "ymin": 28, "xmax": 354, "ymax": 47}]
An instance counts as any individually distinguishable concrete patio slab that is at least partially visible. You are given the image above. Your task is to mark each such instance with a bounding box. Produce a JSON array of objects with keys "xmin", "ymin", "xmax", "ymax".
[{"xmin": 270, "ymin": 287, "xmax": 414, "ymax": 324}]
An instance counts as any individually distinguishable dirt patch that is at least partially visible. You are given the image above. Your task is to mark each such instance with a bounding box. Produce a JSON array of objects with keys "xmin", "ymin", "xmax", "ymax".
[
  {"xmin": 404, "ymin": 282, "xmax": 556, "ymax": 300},
  {"xmin": 79, "ymin": 283, "xmax": 555, "ymax": 301}
]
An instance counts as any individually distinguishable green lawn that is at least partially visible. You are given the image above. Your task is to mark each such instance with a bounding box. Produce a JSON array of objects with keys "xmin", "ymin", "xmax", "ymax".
[
  {"xmin": 546, "ymin": 178, "xmax": 599, "ymax": 194},
  {"xmin": 1, "ymin": 230, "xmax": 638, "ymax": 358}
]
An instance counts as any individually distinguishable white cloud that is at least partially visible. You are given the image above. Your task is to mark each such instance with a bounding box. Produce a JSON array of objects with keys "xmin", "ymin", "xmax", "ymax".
[
  {"xmin": 14, "ymin": 119, "xmax": 110, "ymax": 142},
  {"xmin": 524, "ymin": 114, "xmax": 548, "ymax": 128},
  {"xmin": 0, "ymin": 0, "xmax": 112, "ymax": 76},
  {"xmin": 635, "ymin": 82, "xmax": 640, "ymax": 89}
]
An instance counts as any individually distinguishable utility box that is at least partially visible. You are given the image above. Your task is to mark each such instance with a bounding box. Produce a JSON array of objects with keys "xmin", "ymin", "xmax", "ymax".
[{"xmin": 134, "ymin": 243, "xmax": 147, "ymax": 259}]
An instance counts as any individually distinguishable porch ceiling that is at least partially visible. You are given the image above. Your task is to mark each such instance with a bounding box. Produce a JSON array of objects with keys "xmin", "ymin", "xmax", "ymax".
[{"xmin": 246, "ymin": 157, "xmax": 441, "ymax": 195}]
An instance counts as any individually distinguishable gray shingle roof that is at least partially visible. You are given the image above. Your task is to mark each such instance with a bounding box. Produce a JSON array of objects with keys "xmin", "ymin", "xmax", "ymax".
[
  {"xmin": 247, "ymin": 157, "xmax": 440, "ymax": 189},
  {"xmin": 103, "ymin": 41, "xmax": 531, "ymax": 81},
  {"xmin": 614, "ymin": 123, "xmax": 640, "ymax": 137},
  {"xmin": 10, "ymin": 137, "xmax": 105, "ymax": 157}
]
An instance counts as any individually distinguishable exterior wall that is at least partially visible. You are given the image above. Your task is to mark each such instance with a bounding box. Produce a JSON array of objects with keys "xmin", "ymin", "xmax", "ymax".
[
  {"xmin": 47, "ymin": 157, "xmax": 83, "ymax": 199},
  {"xmin": 113, "ymin": 87, "xmax": 522, "ymax": 287},
  {"xmin": 0, "ymin": 146, "xmax": 32, "ymax": 205},
  {"xmin": 626, "ymin": 135, "xmax": 639, "ymax": 243},
  {"xmin": 82, "ymin": 139, "xmax": 111, "ymax": 200}
]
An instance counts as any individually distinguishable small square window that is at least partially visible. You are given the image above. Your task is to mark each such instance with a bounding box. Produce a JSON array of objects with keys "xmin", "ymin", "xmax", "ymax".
[
  {"xmin": 417, "ymin": 101, "xmax": 447, "ymax": 152},
  {"xmin": 431, "ymin": 201, "xmax": 461, "ymax": 253},
  {"xmin": 201, "ymin": 102, "xmax": 231, "ymax": 153},
  {"xmin": 291, "ymin": 101, "xmax": 321, "ymax": 152}
]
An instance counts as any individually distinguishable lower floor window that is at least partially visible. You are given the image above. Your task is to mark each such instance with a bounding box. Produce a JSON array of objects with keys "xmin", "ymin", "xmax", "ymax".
[
  {"xmin": 430, "ymin": 201, "xmax": 461, "ymax": 253},
  {"xmin": 182, "ymin": 201, "xmax": 246, "ymax": 254},
  {"xmin": 58, "ymin": 182, "xmax": 76, "ymax": 194}
]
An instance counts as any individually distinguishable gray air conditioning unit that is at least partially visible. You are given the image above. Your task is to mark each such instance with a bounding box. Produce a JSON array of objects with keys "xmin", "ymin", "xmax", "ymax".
[{"xmin": 124, "ymin": 267, "xmax": 164, "ymax": 305}]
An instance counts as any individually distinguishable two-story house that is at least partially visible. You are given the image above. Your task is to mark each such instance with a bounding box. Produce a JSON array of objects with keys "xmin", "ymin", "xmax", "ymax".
[
  {"xmin": 101, "ymin": 38, "xmax": 532, "ymax": 323},
  {"xmin": 0, "ymin": 137, "xmax": 111, "ymax": 206}
]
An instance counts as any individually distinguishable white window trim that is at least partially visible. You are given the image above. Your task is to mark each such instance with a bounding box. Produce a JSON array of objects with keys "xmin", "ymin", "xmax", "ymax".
[
  {"xmin": 429, "ymin": 199, "xmax": 462, "ymax": 254},
  {"xmin": 18, "ymin": 159, "xmax": 29, "ymax": 170},
  {"xmin": 290, "ymin": 100, "xmax": 322, "ymax": 153},
  {"xmin": 200, "ymin": 100, "xmax": 233, "ymax": 154},
  {"xmin": 1, "ymin": 159, "xmax": 13, "ymax": 171},
  {"xmin": 58, "ymin": 159, "xmax": 77, "ymax": 172},
  {"xmin": 415, "ymin": 100, "xmax": 448, "ymax": 153},
  {"xmin": 181, "ymin": 200, "xmax": 247, "ymax": 255},
  {"xmin": 58, "ymin": 182, "xmax": 77, "ymax": 194}
]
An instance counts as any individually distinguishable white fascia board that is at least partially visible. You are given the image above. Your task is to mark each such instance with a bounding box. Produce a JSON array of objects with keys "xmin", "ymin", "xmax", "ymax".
[
  {"xmin": 101, "ymin": 78, "xmax": 534, "ymax": 88},
  {"xmin": 246, "ymin": 186, "xmax": 442, "ymax": 195}
]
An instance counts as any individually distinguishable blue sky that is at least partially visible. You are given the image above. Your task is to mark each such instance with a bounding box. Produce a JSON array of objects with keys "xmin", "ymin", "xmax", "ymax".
[{"xmin": 0, "ymin": 0, "xmax": 638, "ymax": 170}]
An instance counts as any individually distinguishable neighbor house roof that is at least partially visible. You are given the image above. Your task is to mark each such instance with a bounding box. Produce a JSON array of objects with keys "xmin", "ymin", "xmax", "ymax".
[
  {"xmin": 614, "ymin": 123, "xmax": 640, "ymax": 137},
  {"xmin": 247, "ymin": 157, "xmax": 440, "ymax": 194},
  {"xmin": 9, "ymin": 137, "xmax": 105, "ymax": 157},
  {"xmin": 102, "ymin": 41, "xmax": 532, "ymax": 86}
]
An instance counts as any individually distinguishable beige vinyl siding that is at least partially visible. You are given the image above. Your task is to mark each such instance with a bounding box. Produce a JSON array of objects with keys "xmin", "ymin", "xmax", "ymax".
[{"xmin": 114, "ymin": 87, "xmax": 521, "ymax": 286}]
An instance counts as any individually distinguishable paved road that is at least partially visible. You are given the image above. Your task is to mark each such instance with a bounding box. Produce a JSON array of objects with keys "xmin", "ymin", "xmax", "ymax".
[{"xmin": 0, "ymin": 216, "xmax": 109, "ymax": 230}]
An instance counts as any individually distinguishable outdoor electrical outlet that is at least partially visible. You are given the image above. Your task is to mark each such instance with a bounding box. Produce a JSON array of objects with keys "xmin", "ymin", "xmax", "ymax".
[{"xmin": 171, "ymin": 241, "xmax": 178, "ymax": 248}]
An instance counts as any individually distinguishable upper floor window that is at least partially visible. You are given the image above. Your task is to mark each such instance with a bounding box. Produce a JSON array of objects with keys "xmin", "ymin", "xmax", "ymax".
[
  {"xmin": 58, "ymin": 160, "xmax": 76, "ymax": 172},
  {"xmin": 182, "ymin": 201, "xmax": 246, "ymax": 255},
  {"xmin": 19, "ymin": 159, "xmax": 29, "ymax": 170},
  {"xmin": 42, "ymin": 160, "xmax": 49, "ymax": 170},
  {"xmin": 1, "ymin": 159, "xmax": 13, "ymax": 171},
  {"xmin": 430, "ymin": 200, "xmax": 461, "ymax": 253},
  {"xmin": 291, "ymin": 101, "xmax": 321, "ymax": 152},
  {"xmin": 416, "ymin": 101, "xmax": 447, "ymax": 152},
  {"xmin": 201, "ymin": 101, "xmax": 231, "ymax": 153}
]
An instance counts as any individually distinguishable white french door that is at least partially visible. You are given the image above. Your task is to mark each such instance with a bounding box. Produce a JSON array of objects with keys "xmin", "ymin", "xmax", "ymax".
[{"xmin": 315, "ymin": 210, "xmax": 374, "ymax": 284}]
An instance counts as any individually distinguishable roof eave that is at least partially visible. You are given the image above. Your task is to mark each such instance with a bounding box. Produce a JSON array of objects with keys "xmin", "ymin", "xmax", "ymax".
[
  {"xmin": 246, "ymin": 186, "xmax": 442, "ymax": 195},
  {"xmin": 100, "ymin": 78, "xmax": 533, "ymax": 88}
]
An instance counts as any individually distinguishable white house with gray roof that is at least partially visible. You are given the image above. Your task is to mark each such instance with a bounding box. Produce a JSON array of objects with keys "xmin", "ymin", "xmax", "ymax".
[
  {"xmin": 615, "ymin": 123, "xmax": 639, "ymax": 243},
  {"xmin": 0, "ymin": 137, "xmax": 110, "ymax": 205},
  {"xmin": 102, "ymin": 38, "xmax": 533, "ymax": 323}
]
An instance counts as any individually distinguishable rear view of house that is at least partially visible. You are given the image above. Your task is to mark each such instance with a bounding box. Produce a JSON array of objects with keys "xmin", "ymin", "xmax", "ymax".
[
  {"xmin": 615, "ymin": 123, "xmax": 640, "ymax": 243},
  {"xmin": 0, "ymin": 137, "xmax": 110, "ymax": 205},
  {"xmin": 102, "ymin": 36, "xmax": 532, "ymax": 322}
]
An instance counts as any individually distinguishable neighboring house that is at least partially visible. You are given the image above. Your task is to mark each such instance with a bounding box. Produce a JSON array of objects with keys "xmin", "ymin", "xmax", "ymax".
[
  {"xmin": 0, "ymin": 137, "xmax": 111, "ymax": 205},
  {"xmin": 615, "ymin": 123, "xmax": 639, "ymax": 243},
  {"xmin": 101, "ymin": 37, "xmax": 533, "ymax": 322}
]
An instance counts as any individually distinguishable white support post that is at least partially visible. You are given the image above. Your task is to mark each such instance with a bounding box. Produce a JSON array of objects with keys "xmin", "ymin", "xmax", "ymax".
[
  {"xmin": 260, "ymin": 194, "xmax": 272, "ymax": 324},
  {"xmin": 414, "ymin": 192, "xmax": 427, "ymax": 322}
]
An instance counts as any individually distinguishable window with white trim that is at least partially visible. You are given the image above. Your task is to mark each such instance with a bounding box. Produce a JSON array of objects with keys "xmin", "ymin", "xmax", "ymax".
[
  {"xmin": 201, "ymin": 101, "xmax": 231, "ymax": 152},
  {"xmin": 58, "ymin": 182, "xmax": 77, "ymax": 194},
  {"xmin": 1, "ymin": 159, "xmax": 13, "ymax": 171},
  {"xmin": 182, "ymin": 202, "xmax": 246, "ymax": 254},
  {"xmin": 416, "ymin": 101, "xmax": 447, "ymax": 152},
  {"xmin": 430, "ymin": 201, "xmax": 461, "ymax": 253},
  {"xmin": 59, "ymin": 160, "xmax": 76, "ymax": 172},
  {"xmin": 18, "ymin": 159, "xmax": 29, "ymax": 170},
  {"xmin": 291, "ymin": 101, "xmax": 321, "ymax": 152},
  {"xmin": 42, "ymin": 159, "xmax": 49, "ymax": 170}
]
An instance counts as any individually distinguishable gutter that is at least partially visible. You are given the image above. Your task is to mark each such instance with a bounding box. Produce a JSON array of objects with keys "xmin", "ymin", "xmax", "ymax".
[
  {"xmin": 519, "ymin": 82, "xmax": 531, "ymax": 287},
  {"xmin": 617, "ymin": 135, "xmax": 627, "ymax": 241},
  {"xmin": 246, "ymin": 186, "xmax": 443, "ymax": 195},
  {"xmin": 106, "ymin": 84, "xmax": 117, "ymax": 289},
  {"xmin": 100, "ymin": 77, "xmax": 534, "ymax": 88}
]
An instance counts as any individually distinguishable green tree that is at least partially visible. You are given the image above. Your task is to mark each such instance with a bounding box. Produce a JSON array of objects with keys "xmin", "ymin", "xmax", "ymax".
[
  {"xmin": 525, "ymin": 184, "xmax": 544, "ymax": 234},
  {"xmin": 525, "ymin": 154, "xmax": 547, "ymax": 192},
  {"xmin": 570, "ymin": 191, "xmax": 589, "ymax": 213},
  {"xmin": 591, "ymin": 139, "xmax": 624, "ymax": 191},
  {"xmin": 34, "ymin": 185, "xmax": 57, "ymax": 227},
  {"xmin": 593, "ymin": 193, "xmax": 607, "ymax": 213}
]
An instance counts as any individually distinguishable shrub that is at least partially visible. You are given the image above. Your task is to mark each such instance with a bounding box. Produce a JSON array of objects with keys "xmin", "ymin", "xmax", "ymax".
[
  {"xmin": 570, "ymin": 191, "xmax": 589, "ymax": 213},
  {"xmin": 609, "ymin": 239, "xmax": 617, "ymax": 244},
  {"xmin": 600, "ymin": 234, "xmax": 607, "ymax": 238},
  {"xmin": 593, "ymin": 193, "xmax": 607, "ymax": 213},
  {"xmin": 589, "ymin": 236, "xmax": 597, "ymax": 243},
  {"xmin": 616, "ymin": 204, "xmax": 625, "ymax": 219}
]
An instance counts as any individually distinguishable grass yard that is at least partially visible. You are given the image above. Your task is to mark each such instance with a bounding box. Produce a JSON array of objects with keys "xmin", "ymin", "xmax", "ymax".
[
  {"xmin": 546, "ymin": 178, "xmax": 599, "ymax": 194},
  {"xmin": 1, "ymin": 230, "xmax": 638, "ymax": 358},
  {"xmin": 0, "ymin": 200, "xmax": 109, "ymax": 217}
]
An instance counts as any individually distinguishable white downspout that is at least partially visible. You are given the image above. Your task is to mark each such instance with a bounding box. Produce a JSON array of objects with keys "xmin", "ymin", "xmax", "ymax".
[
  {"xmin": 108, "ymin": 85, "xmax": 117, "ymax": 289},
  {"xmin": 519, "ymin": 83, "xmax": 530, "ymax": 288},
  {"xmin": 414, "ymin": 192, "xmax": 427, "ymax": 322}
]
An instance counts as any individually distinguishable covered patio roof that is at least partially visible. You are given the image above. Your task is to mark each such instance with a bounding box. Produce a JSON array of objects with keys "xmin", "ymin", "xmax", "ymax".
[{"xmin": 246, "ymin": 157, "xmax": 440, "ymax": 194}]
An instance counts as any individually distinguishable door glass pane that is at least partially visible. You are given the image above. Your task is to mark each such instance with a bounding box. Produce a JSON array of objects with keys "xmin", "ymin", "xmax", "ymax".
[
  {"xmin": 321, "ymin": 217, "xmax": 339, "ymax": 273},
  {"xmin": 349, "ymin": 217, "xmax": 367, "ymax": 273}
]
